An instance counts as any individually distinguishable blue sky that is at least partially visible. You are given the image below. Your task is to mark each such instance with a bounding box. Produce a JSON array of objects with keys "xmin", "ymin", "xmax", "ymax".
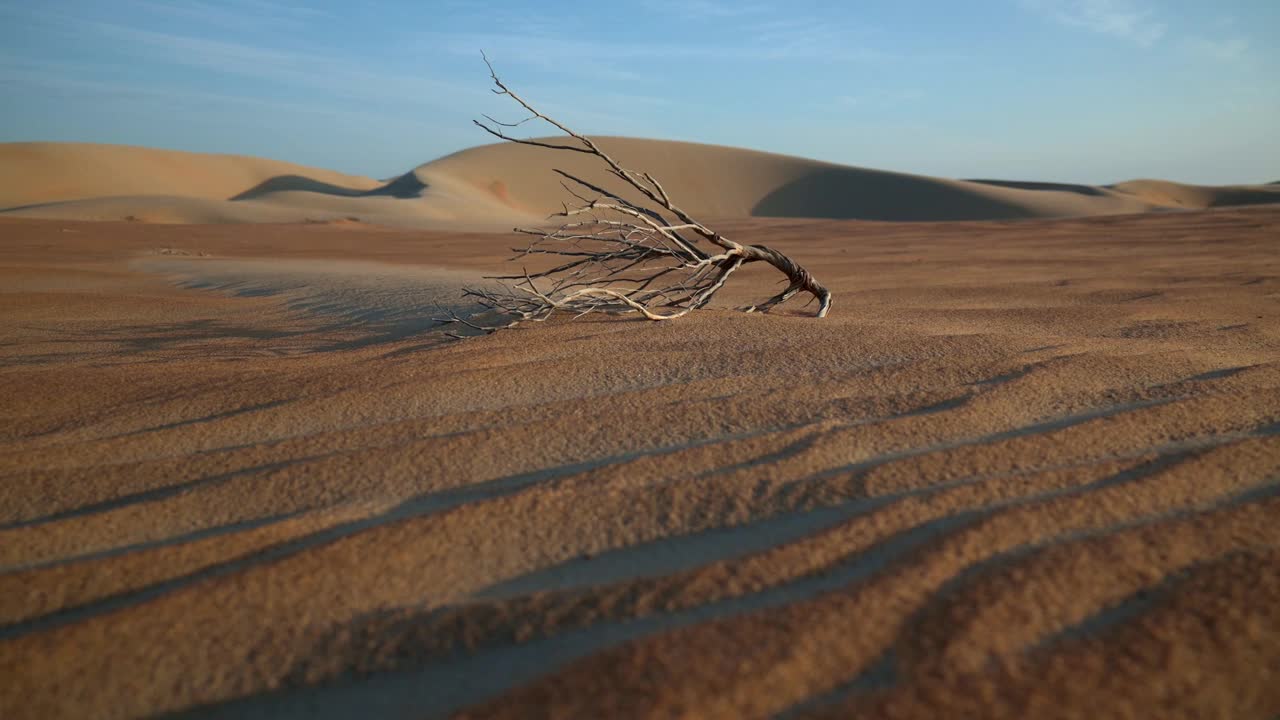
[{"xmin": 1, "ymin": 0, "xmax": 1276, "ymax": 184}]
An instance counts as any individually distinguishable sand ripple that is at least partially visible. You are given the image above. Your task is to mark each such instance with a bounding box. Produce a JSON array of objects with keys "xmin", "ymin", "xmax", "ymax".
[{"xmin": 0, "ymin": 208, "xmax": 1278, "ymax": 719}]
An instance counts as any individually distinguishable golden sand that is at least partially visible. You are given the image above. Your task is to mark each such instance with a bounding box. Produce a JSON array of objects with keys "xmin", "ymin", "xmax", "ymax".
[
  {"xmin": 5, "ymin": 140, "xmax": 1278, "ymax": 230},
  {"xmin": 0, "ymin": 204, "xmax": 1277, "ymax": 718}
]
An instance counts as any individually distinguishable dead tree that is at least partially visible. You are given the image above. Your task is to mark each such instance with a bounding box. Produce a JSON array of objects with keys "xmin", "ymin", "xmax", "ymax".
[{"xmin": 439, "ymin": 55, "xmax": 831, "ymax": 335}]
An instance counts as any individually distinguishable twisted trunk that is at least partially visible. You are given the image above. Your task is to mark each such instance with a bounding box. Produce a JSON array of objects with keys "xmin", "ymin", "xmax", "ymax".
[{"xmin": 436, "ymin": 55, "xmax": 834, "ymax": 335}]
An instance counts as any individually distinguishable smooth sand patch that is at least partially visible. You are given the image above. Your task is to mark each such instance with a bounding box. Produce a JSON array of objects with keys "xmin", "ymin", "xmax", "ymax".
[{"xmin": 134, "ymin": 256, "xmax": 488, "ymax": 331}]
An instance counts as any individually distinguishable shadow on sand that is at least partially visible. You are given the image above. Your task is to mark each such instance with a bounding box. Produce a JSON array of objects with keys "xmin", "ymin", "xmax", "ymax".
[{"xmin": 229, "ymin": 172, "xmax": 429, "ymax": 202}]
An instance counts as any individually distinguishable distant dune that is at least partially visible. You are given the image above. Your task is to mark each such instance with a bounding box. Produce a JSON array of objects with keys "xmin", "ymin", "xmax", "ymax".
[
  {"xmin": 1107, "ymin": 179, "xmax": 1280, "ymax": 209},
  {"xmin": 420, "ymin": 137, "xmax": 1165, "ymax": 221},
  {"xmin": 0, "ymin": 142, "xmax": 380, "ymax": 206},
  {"xmin": 2, "ymin": 139, "xmax": 1277, "ymax": 229},
  {"xmin": 0, "ymin": 143, "xmax": 529, "ymax": 230}
]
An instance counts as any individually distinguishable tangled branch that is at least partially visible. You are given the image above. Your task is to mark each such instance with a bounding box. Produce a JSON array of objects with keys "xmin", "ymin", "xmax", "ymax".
[{"xmin": 439, "ymin": 54, "xmax": 832, "ymax": 335}]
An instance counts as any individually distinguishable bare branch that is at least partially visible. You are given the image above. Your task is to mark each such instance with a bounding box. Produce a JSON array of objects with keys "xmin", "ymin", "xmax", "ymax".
[{"xmin": 444, "ymin": 55, "xmax": 833, "ymax": 336}]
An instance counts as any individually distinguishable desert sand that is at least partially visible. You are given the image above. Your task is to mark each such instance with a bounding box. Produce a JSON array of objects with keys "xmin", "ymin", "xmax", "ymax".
[
  {"xmin": 4, "ymin": 140, "xmax": 1279, "ymax": 229},
  {"xmin": 0, "ymin": 140, "xmax": 1278, "ymax": 720}
]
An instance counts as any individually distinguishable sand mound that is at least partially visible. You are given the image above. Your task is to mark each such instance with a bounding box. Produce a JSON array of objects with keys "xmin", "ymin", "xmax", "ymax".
[
  {"xmin": 132, "ymin": 256, "xmax": 489, "ymax": 343},
  {"xmin": 3, "ymin": 140, "xmax": 1278, "ymax": 230},
  {"xmin": 1109, "ymin": 178, "xmax": 1280, "ymax": 209},
  {"xmin": 0, "ymin": 143, "xmax": 534, "ymax": 231},
  {"xmin": 0, "ymin": 142, "xmax": 380, "ymax": 207},
  {"xmin": 420, "ymin": 137, "xmax": 1164, "ymax": 221}
]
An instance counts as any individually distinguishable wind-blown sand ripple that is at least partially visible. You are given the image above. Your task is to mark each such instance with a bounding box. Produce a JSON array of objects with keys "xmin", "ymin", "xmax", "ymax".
[{"xmin": 0, "ymin": 207, "xmax": 1277, "ymax": 719}]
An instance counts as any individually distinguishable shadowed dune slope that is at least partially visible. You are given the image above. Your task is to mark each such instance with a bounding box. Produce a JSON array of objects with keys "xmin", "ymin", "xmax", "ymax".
[
  {"xmin": 0, "ymin": 143, "xmax": 533, "ymax": 230},
  {"xmin": 419, "ymin": 137, "xmax": 1152, "ymax": 221},
  {"xmin": 415, "ymin": 136, "xmax": 1279, "ymax": 220},
  {"xmin": 3, "ymin": 140, "xmax": 1277, "ymax": 228}
]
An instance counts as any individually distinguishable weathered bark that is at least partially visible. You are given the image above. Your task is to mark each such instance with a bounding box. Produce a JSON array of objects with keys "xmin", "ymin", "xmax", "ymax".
[{"xmin": 438, "ymin": 54, "xmax": 831, "ymax": 335}]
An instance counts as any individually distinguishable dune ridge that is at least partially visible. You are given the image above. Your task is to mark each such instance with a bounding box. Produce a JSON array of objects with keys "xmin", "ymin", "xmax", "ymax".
[
  {"xmin": 3, "ymin": 140, "xmax": 1276, "ymax": 229},
  {"xmin": 0, "ymin": 143, "xmax": 531, "ymax": 230},
  {"xmin": 0, "ymin": 142, "xmax": 381, "ymax": 207}
]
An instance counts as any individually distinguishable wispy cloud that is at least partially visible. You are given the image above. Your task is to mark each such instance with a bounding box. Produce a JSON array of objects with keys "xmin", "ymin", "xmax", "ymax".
[
  {"xmin": 0, "ymin": 58, "xmax": 400, "ymax": 126},
  {"xmin": 424, "ymin": 20, "xmax": 897, "ymax": 74},
  {"xmin": 1185, "ymin": 36, "xmax": 1250, "ymax": 63},
  {"xmin": 5, "ymin": 9, "xmax": 484, "ymax": 110},
  {"xmin": 745, "ymin": 17, "xmax": 893, "ymax": 61},
  {"xmin": 1021, "ymin": 0, "xmax": 1167, "ymax": 47},
  {"xmin": 121, "ymin": 0, "xmax": 329, "ymax": 31},
  {"xmin": 0, "ymin": 19, "xmax": 643, "ymax": 142},
  {"xmin": 418, "ymin": 1, "xmax": 907, "ymax": 71},
  {"xmin": 1179, "ymin": 16, "xmax": 1254, "ymax": 65},
  {"xmin": 640, "ymin": 0, "xmax": 771, "ymax": 20},
  {"xmin": 835, "ymin": 89, "xmax": 924, "ymax": 110}
]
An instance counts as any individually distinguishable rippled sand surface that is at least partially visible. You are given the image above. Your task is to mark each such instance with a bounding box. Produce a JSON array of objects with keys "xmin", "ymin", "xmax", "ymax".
[{"xmin": 1, "ymin": 208, "xmax": 1278, "ymax": 719}]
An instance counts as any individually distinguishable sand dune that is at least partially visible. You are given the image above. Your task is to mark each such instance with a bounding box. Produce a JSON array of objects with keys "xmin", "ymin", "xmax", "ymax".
[
  {"xmin": 419, "ymin": 137, "xmax": 1164, "ymax": 221},
  {"xmin": 3, "ymin": 140, "xmax": 1277, "ymax": 229},
  {"xmin": 1108, "ymin": 178, "xmax": 1280, "ymax": 209},
  {"xmin": 0, "ymin": 143, "xmax": 531, "ymax": 231},
  {"xmin": 1, "ymin": 207, "xmax": 1278, "ymax": 719},
  {"xmin": 0, "ymin": 142, "xmax": 381, "ymax": 207}
]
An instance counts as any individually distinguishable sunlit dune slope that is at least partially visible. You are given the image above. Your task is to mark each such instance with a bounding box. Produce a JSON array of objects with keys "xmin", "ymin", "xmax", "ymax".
[
  {"xmin": 1108, "ymin": 178, "xmax": 1280, "ymax": 209},
  {"xmin": 2, "ymin": 139, "xmax": 1277, "ymax": 228},
  {"xmin": 0, "ymin": 143, "xmax": 533, "ymax": 229},
  {"xmin": 422, "ymin": 136, "xmax": 1163, "ymax": 221},
  {"xmin": 0, "ymin": 142, "xmax": 381, "ymax": 207}
]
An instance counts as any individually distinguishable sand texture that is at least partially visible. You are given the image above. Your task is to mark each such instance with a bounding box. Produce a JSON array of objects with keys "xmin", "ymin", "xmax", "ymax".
[
  {"xmin": 4, "ymin": 140, "xmax": 1279, "ymax": 230},
  {"xmin": 1, "ymin": 203, "xmax": 1278, "ymax": 719}
]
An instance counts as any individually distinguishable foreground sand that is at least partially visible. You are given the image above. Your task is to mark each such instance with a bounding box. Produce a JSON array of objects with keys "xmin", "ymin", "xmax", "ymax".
[{"xmin": 1, "ymin": 208, "xmax": 1278, "ymax": 719}]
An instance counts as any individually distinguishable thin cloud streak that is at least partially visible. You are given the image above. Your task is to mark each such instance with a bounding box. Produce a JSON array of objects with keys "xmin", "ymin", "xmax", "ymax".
[
  {"xmin": 1021, "ymin": 0, "xmax": 1167, "ymax": 46},
  {"xmin": 423, "ymin": 26, "xmax": 900, "ymax": 71},
  {"xmin": 120, "ymin": 0, "xmax": 330, "ymax": 31},
  {"xmin": 7, "ymin": 10, "xmax": 486, "ymax": 111},
  {"xmin": 1185, "ymin": 36, "xmax": 1251, "ymax": 63},
  {"xmin": 640, "ymin": 0, "xmax": 772, "ymax": 19}
]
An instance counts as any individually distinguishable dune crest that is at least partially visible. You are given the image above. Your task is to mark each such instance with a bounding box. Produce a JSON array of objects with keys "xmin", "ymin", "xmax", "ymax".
[
  {"xmin": 0, "ymin": 143, "xmax": 535, "ymax": 231},
  {"xmin": 0, "ymin": 142, "xmax": 380, "ymax": 207},
  {"xmin": 1108, "ymin": 178, "xmax": 1280, "ymax": 209},
  {"xmin": 2, "ymin": 140, "xmax": 1277, "ymax": 229},
  {"xmin": 419, "ymin": 136, "xmax": 1166, "ymax": 222}
]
